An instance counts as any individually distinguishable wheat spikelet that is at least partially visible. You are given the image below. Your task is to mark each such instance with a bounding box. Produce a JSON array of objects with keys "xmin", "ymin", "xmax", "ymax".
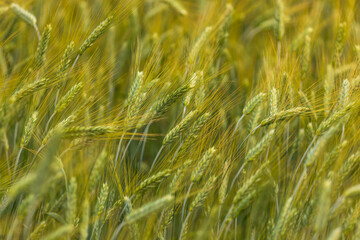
[
  {"xmin": 66, "ymin": 177, "xmax": 77, "ymax": 225},
  {"xmin": 243, "ymin": 92, "xmax": 266, "ymax": 116},
  {"xmin": 134, "ymin": 83, "xmax": 193, "ymax": 129},
  {"xmin": 96, "ymin": 183, "xmax": 109, "ymax": 217},
  {"xmin": 42, "ymin": 114, "xmax": 77, "ymax": 145},
  {"xmin": 247, "ymin": 105, "xmax": 262, "ymax": 133},
  {"xmin": 338, "ymin": 79, "xmax": 350, "ymax": 108},
  {"xmin": 105, "ymin": 199, "xmax": 123, "ymax": 221},
  {"xmin": 189, "ymin": 175, "xmax": 217, "ymax": 214},
  {"xmin": 191, "ymin": 147, "xmax": 216, "ymax": 183},
  {"xmin": 79, "ymin": 16, "xmax": 114, "ymax": 55},
  {"xmin": 229, "ymin": 161, "xmax": 269, "ymax": 220},
  {"xmin": 194, "ymin": 75, "xmax": 207, "ymax": 108},
  {"xmin": 93, "ymin": 183, "xmax": 109, "ymax": 239},
  {"xmin": 10, "ymin": 78, "xmax": 49, "ymax": 103},
  {"xmin": 260, "ymin": 107, "xmax": 309, "ymax": 126},
  {"xmin": 127, "ymin": 78, "xmax": 160, "ymax": 118},
  {"xmin": 133, "ymin": 169, "xmax": 172, "ymax": 198},
  {"xmin": 188, "ymin": 27, "xmax": 213, "ymax": 65},
  {"xmin": 231, "ymin": 189, "xmax": 257, "ymax": 219},
  {"xmin": 54, "ymin": 82, "xmax": 83, "ymax": 114},
  {"xmin": 184, "ymin": 72, "xmax": 200, "ymax": 107},
  {"xmin": 187, "ymin": 112, "xmax": 210, "ymax": 138},
  {"xmin": 163, "ymin": 110, "xmax": 197, "ymax": 146},
  {"xmin": 219, "ymin": 160, "xmax": 230, "ymax": 205},
  {"xmin": 10, "ymin": 3, "xmax": 36, "ymax": 26},
  {"xmin": 245, "ymin": 129, "xmax": 275, "ymax": 163},
  {"xmin": 169, "ymin": 160, "xmax": 191, "ymax": 194},
  {"xmin": 316, "ymin": 102, "xmax": 354, "ymax": 136},
  {"xmin": 35, "ymin": 24, "xmax": 52, "ymax": 68},
  {"xmin": 270, "ymin": 88, "xmax": 278, "ymax": 115},
  {"xmin": 127, "ymin": 71, "xmax": 144, "ymax": 108},
  {"xmin": 154, "ymin": 84, "xmax": 191, "ymax": 118},
  {"xmin": 63, "ymin": 125, "xmax": 115, "ymax": 137},
  {"xmin": 158, "ymin": 206, "xmax": 176, "ymax": 239},
  {"xmin": 175, "ymin": 112, "xmax": 211, "ymax": 161},
  {"xmin": 125, "ymin": 195, "xmax": 174, "ymax": 224},
  {"xmin": 21, "ymin": 111, "xmax": 38, "ymax": 148},
  {"xmin": 56, "ymin": 41, "xmax": 75, "ymax": 80}
]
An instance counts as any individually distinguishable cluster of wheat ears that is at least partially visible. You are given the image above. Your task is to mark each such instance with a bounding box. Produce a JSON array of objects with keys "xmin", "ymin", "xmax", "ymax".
[{"xmin": 1, "ymin": 0, "xmax": 360, "ymax": 239}]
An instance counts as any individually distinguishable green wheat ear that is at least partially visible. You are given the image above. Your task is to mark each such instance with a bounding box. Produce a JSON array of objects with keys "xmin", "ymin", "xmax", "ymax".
[
  {"xmin": 35, "ymin": 24, "xmax": 52, "ymax": 69},
  {"xmin": 187, "ymin": 26, "xmax": 213, "ymax": 65},
  {"xmin": 57, "ymin": 41, "xmax": 75, "ymax": 80},
  {"xmin": 243, "ymin": 92, "xmax": 266, "ymax": 116},
  {"xmin": 21, "ymin": 111, "xmax": 38, "ymax": 148},
  {"xmin": 133, "ymin": 169, "xmax": 172, "ymax": 200},
  {"xmin": 189, "ymin": 175, "xmax": 217, "ymax": 214},
  {"xmin": 245, "ymin": 129, "xmax": 275, "ymax": 163},
  {"xmin": 191, "ymin": 147, "xmax": 216, "ymax": 183},
  {"xmin": 54, "ymin": 82, "xmax": 83, "ymax": 114},
  {"xmin": 79, "ymin": 15, "xmax": 114, "ymax": 56},
  {"xmin": 10, "ymin": 78, "xmax": 49, "ymax": 103},
  {"xmin": 163, "ymin": 110, "xmax": 198, "ymax": 146},
  {"xmin": 260, "ymin": 107, "xmax": 309, "ymax": 127},
  {"xmin": 125, "ymin": 195, "xmax": 174, "ymax": 224}
]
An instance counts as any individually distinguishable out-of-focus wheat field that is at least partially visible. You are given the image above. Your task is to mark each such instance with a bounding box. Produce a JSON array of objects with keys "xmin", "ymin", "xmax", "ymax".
[{"xmin": 0, "ymin": 0, "xmax": 360, "ymax": 239}]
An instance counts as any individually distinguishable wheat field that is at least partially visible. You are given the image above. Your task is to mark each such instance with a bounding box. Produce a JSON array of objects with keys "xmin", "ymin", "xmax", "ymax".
[{"xmin": 0, "ymin": 0, "xmax": 360, "ymax": 239}]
